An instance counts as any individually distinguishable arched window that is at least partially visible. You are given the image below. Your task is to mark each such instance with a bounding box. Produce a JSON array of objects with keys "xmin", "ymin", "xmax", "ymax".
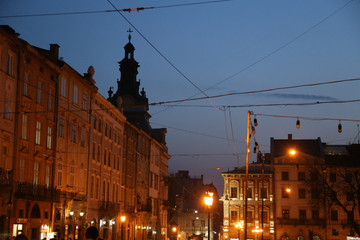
[{"xmin": 30, "ymin": 204, "xmax": 41, "ymax": 218}]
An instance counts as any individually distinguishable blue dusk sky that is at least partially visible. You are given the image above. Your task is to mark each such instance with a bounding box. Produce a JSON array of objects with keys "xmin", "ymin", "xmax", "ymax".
[{"xmin": 1, "ymin": 0, "xmax": 360, "ymax": 194}]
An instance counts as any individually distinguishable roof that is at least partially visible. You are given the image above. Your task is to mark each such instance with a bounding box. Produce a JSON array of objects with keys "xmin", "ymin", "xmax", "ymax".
[
  {"xmin": 222, "ymin": 164, "xmax": 273, "ymax": 174},
  {"xmin": 270, "ymin": 135, "xmax": 323, "ymax": 158}
]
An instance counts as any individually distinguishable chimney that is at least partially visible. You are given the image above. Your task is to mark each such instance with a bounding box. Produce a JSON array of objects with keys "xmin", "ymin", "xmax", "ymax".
[
  {"xmin": 288, "ymin": 134, "xmax": 292, "ymax": 140},
  {"xmin": 49, "ymin": 44, "xmax": 59, "ymax": 61}
]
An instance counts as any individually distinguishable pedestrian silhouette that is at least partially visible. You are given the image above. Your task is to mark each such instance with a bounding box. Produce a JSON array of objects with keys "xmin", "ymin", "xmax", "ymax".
[{"xmin": 85, "ymin": 226, "xmax": 99, "ymax": 240}]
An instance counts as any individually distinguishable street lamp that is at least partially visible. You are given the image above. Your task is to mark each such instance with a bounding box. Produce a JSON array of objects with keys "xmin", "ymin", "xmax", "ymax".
[
  {"xmin": 120, "ymin": 216, "xmax": 126, "ymax": 240},
  {"xmin": 252, "ymin": 226, "xmax": 263, "ymax": 240},
  {"xmin": 235, "ymin": 222, "xmax": 242, "ymax": 240},
  {"xmin": 289, "ymin": 149, "xmax": 296, "ymax": 156},
  {"xmin": 204, "ymin": 192, "xmax": 213, "ymax": 240}
]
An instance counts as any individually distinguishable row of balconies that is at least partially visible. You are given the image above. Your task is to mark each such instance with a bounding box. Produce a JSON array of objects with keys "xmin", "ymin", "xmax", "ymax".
[{"xmin": 276, "ymin": 218, "xmax": 325, "ymax": 226}]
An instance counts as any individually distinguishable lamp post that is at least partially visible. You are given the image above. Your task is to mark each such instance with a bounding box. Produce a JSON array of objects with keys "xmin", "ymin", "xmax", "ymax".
[
  {"xmin": 235, "ymin": 222, "xmax": 242, "ymax": 240},
  {"xmin": 121, "ymin": 216, "xmax": 126, "ymax": 240},
  {"xmin": 204, "ymin": 192, "xmax": 213, "ymax": 240},
  {"xmin": 252, "ymin": 226, "xmax": 263, "ymax": 240}
]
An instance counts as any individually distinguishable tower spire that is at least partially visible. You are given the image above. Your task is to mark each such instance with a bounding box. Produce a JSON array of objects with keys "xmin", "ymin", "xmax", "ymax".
[{"xmin": 127, "ymin": 28, "xmax": 133, "ymax": 42}]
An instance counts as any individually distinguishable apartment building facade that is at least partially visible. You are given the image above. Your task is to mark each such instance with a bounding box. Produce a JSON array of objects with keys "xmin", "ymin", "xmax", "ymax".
[
  {"xmin": 221, "ymin": 164, "xmax": 275, "ymax": 240},
  {"xmin": 0, "ymin": 25, "xmax": 170, "ymax": 240}
]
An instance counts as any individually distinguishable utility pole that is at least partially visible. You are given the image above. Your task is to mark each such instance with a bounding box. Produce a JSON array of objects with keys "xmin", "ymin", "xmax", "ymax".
[{"xmin": 244, "ymin": 111, "xmax": 251, "ymax": 240}]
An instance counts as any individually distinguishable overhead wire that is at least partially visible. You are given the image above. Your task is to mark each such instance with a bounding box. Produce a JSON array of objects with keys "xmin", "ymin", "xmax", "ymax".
[
  {"xmin": 152, "ymin": 77, "xmax": 360, "ymax": 105},
  {"xmin": 0, "ymin": 0, "xmax": 231, "ymax": 18}
]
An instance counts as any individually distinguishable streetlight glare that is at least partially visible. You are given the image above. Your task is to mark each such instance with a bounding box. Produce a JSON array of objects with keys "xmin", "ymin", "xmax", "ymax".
[
  {"xmin": 286, "ymin": 188, "xmax": 291, "ymax": 193},
  {"xmin": 204, "ymin": 192, "xmax": 214, "ymax": 207},
  {"xmin": 289, "ymin": 149, "xmax": 296, "ymax": 155}
]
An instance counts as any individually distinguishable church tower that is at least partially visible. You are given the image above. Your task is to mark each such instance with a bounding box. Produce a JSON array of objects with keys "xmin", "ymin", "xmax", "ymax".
[{"xmin": 109, "ymin": 29, "xmax": 152, "ymax": 133}]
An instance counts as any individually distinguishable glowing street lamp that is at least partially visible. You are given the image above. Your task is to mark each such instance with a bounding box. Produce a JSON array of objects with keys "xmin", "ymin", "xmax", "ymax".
[
  {"xmin": 252, "ymin": 226, "xmax": 263, "ymax": 240},
  {"xmin": 289, "ymin": 149, "xmax": 296, "ymax": 156},
  {"xmin": 204, "ymin": 192, "xmax": 213, "ymax": 240},
  {"xmin": 235, "ymin": 222, "xmax": 243, "ymax": 240}
]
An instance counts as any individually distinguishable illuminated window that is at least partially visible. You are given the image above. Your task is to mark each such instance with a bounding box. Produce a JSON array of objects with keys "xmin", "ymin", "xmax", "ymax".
[
  {"xmin": 47, "ymin": 127, "xmax": 52, "ymax": 149},
  {"xmin": 35, "ymin": 121, "xmax": 41, "ymax": 145},
  {"xmin": 33, "ymin": 162, "xmax": 39, "ymax": 185}
]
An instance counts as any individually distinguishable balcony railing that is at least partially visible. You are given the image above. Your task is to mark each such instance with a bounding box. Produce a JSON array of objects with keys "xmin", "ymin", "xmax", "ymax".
[
  {"xmin": 15, "ymin": 183, "xmax": 60, "ymax": 202},
  {"xmin": 60, "ymin": 191, "xmax": 86, "ymax": 201},
  {"xmin": 276, "ymin": 218, "xmax": 325, "ymax": 226}
]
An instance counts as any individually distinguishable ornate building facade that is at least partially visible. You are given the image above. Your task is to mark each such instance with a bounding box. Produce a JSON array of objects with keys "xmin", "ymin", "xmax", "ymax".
[{"xmin": 0, "ymin": 25, "xmax": 170, "ymax": 240}]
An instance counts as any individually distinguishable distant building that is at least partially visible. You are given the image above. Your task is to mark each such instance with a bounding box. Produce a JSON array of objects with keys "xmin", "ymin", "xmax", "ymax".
[
  {"xmin": 168, "ymin": 171, "xmax": 221, "ymax": 240},
  {"xmin": 221, "ymin": 163, "xmax": 274, "ymax": 240},
  {"xmin": 271, "ymin": 134, "xmax": 360, "ymax": 240}
]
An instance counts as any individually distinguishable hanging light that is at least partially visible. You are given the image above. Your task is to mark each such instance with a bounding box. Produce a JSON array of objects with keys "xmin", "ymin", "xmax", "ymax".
[
  {"xmin": 254, "ymin": 116, "xmax": 258, "ymax": 127},
  {"xmin": 296, "ymin": 118, "xmax": 300, "ymax": 129},
  {"xmin": 338, "ymin": 120, "xmax": 342, "ymax": 133},
  {"xmin": 251, "ymin": 126, "xmax": 256, "ymax": 134}
]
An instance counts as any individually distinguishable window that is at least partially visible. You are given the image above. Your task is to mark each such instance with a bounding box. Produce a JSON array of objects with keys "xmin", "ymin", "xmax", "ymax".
[
  {"xmin": 311, "ymin": 188, "xmax": 319, "ymax": 199},
  {"xmin": 93, "ymin": 115, "xmax": 97, "ymax": 129},
  {"xmin": 90, "ymin": 176, "xmax": 94, "ymax": 198},
  {"xmin": 108, "ymin": 152, "xmax": 111, "ymax": 167},
  {"xmin": 92, "ymin": 142, "xmax": 96, "ymax": 160},
  {"xmin": 4, "ymin": 97, "xmax": 11, "ymax": 119},
  {"xmin": 105, "ymin": 123, "xmax": 108, "ymax": 136},
  {"xmin": 298, "ymin": 188, "xmax": 306, "ymax": 199},
  {"xmin": 45, "ymin": 166, "xmax": 51, "ymax": 188},
  {"xmin": 248, "ymin": 187, "xmax": 253, "ymax": 199},
  {"xmin": 262, "ymin": 211, "xmax": 269, "ymax": 223},
  {"xmin": 282, "ymin": 209, "xmax": 290, "ymax": 219},
  {"xmin": 22, "ymin": 114, "xmax": 28, "ymax": 140},
  {"xmin": 97, "ymin": 145, "xmax": 101, "ymax": 162},
  {"xmin": 281, "ymin": 171, "xmax": 289, "ymax": 180},
  {"xmin": 310, "ymin": 172, "xmax": 318, "ymax": 181},
  {"xmin": 33, "ymin": 162, "xmax": 39, "ymax": 185},
  {"xmin": 331, "ymin": 190, "xmax": 337, "ymax": 201},
  {"xmin": 298, "ymin": 172, "xmax": 305, "ymax": 181},
  {"xmin": 282, "ymin": 188, "xmax": 290, "ymax": 198},
  {"xmin": 59, "ymin": 118, "xmax": 65, "ymax": 137},
  {"xmin": 246, "ymin": 211, "xmax": 253, "ymax": 221},
  {"xmin": 82, "ymin": 94, "xmax": 87, "ymax": 110},
  {"xmin": 81, "ymin": 130, "xmax": 85, "ymax": 147},
  {"xmin": 60, "ymin": 78, "xmax": 67, "ymax": 97},
  {"xmin": 98, "ymin": 119, "xmax": 102, "ymax": 132},
  {"xmin": 19, "ymin": 159, "xmax": 26, "ymax": 182},
  {"xmin": 299, "ymin": 210, "xmax": 306, "ymax": 221},
  {"xmin": 58, "ymin": 165, "xmax": 62, "ymax": 186},
  {"xmin": 37, "ymin": 81, "xmax": 42, "ymax": 104},
  {"xmin": 73, "ymin": 85, "xmax": 78, "ymax": 104},
  {"xmin": 230, "ymin": 210, "xmax": 238, "ymax": 222},
  {"xmin": 69, "ymin": 167, "xmax": 74, "ymax": 187},
  {"xmin": 46, "ymin": 127, "xmax": 52, "ymax": 149},
  {"xmin": 71, "ymin": 125, "xmax": 76, "ymax": 143},
  {"xmin": 345, "ymin": 173, "xmax": 352, "ymax": 183},
  {"xmin": 230, "ymin": 187, "xmax": 238, "ymax": 198},
  {"xmin": 104, "ymin": 149, "xmax": 107, "ymax": 165},
  {"xmin": 346, "ymin": 192, "xmax": 353, "ymax": 201},
  {"xmin": 261, "ymin": 187, "xmax": 267, "ymax": 199},
  {"xmin": 312, "ymin": 210, "xmax": 319, "ymax": 220},
  {"xmin": 109, "ymin": 127, "xmax": 112, "ymax": 139},
  {"xmin": 331, "ymin": 210, "xmax": 338, "ymax": 221},
  {"xmin": 96, "ymin": 178, "xmax": 99, "ymax": 199},
  {"xmin": 24, "ymin": 73, "xmax": 29, "ymax": 96},
  {"xmin": 330, "ymin": 173, "xmax": 336, "ymax": 182},
  {"xmin": 154, "ymin": 174, "xmax": 159, "ymax": 190},
  {"xmin": 8, "ymin": 53, "xmax": 13, "ymax": 75},
  {"xmin": 332, "ymin": 229, "xmax": 339, "ymax": 236},
  {"xmin": 48, "ymin": 89, "xmax": 53, "ymax": 110},
  {"xmin": 35, "ymin": 121, "xmax": 41, "ymax": 145}
]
